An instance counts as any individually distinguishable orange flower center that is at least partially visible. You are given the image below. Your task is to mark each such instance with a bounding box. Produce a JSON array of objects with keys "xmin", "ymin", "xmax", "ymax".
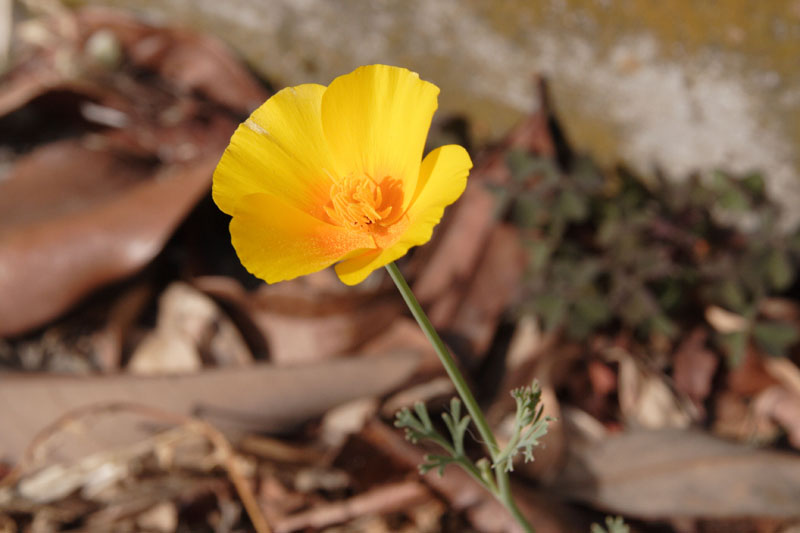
[{"xmin": 325, "ymin": 175, "xmax": 402, "ymax": 230}]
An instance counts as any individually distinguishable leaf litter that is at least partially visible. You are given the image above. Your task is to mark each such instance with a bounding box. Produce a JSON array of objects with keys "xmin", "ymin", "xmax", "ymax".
[{"xmin": 0, "ymin": 5, "xmax": 799, "ymax": 533}]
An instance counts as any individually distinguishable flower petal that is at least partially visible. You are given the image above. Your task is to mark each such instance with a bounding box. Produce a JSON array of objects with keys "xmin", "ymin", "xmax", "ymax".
[
  {"xmin": 231, "ymin": 193, "xmax": 374, "ymax": 284},
  {"xmin": 334, "ymin": 145, "xmax": 472, "ymax": 285},
  {"xmin": 213, "ymin": 84, "xmax": 335, "ymax": 220},
  {"xmin": 335, "ymin": 247, "xmax": 407, "ymax": 286},
  {"xmin": 321, "ymin": 65, "xmax": 439, "ymax": 211},
  {"xmin": 405, "ymin": 144, "xmax": 472, "ymax": 223}
]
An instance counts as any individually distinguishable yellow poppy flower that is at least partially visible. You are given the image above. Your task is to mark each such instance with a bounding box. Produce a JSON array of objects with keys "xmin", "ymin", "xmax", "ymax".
[{"xmin": 213, "ymin": 64, "xmax": 472, "ymax": 285}]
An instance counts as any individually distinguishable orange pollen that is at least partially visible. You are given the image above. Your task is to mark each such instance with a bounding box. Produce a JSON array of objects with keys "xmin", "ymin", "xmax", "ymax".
[{"xmin": 325, "ymin": 175, "xmax": 395, "ymax": 230}]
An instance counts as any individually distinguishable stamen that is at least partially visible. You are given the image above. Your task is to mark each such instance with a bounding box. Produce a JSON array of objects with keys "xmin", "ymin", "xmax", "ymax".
[{"xmin": 325, "ymin": 175, "xmax": 400, "ymax": 230}]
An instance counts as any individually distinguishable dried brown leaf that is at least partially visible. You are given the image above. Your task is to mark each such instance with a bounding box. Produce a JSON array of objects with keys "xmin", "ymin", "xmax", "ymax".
[
  {"xmin": 412, "ymin": 181, "xmax": 498, "ymax": 322},
  {"xmin": 446, "ymin": 224, "xmax": 525, "ymax": 357},
  {"xmin": 726, "ymin": 345, "xmax": 779, "ymax": 397},
  {"xmin": 0, "ymin": 152, "xmax": 216, "ymax": 336},
  {"xmin": 672, "ymin": 327, "xmax": 719, "ymax": 413}
]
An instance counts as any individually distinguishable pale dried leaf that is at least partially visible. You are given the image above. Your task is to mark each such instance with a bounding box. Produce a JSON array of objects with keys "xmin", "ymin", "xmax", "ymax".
[
  {"xmin": 128, "ymin": 281, "xmax": 252, "ymax": 373},
  {"xmin": 705, "ymin": 305, "xmax": 749, "ymax": 333},
  {"xmin": 557, "ymin": 428, "xmax": 800, "ymax": 518},
  {"xmin": 0, "ymin": 351, "xmax": 420, "ymax": 463},
  {"xmin": 135, "ymin": 502, "xmax": 177, "ymax": 533},
  {"xmin": 616, "ymin": 350, "xmax": 694, "ymax": 428}
]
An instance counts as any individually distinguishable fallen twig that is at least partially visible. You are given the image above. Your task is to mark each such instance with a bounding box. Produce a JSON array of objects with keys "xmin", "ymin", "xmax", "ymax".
[{"xmin": 272, "ymin": 480, "xmax": 431, "ymax": 533}]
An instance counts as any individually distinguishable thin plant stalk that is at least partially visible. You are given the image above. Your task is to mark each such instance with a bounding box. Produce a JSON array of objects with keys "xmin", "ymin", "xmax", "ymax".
[{"xmin": 385, "ymin": 262, "xmax": 534, "ymax": 533}]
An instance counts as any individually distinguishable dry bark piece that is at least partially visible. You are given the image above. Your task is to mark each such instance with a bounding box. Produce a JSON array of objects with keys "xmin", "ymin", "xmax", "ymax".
[
  {"xmin": 253, "ymin": 291, "xmax": 400, "ymax": 365},
  {"xmin": 0, "ymin": 351, "xmax": 420, "ymax": 464},
  {"xmin": 556, "ymin": 428, "xmax": 800, "ymax": 518}
]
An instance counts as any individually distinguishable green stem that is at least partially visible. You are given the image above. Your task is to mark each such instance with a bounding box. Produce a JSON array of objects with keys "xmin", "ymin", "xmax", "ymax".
[{"xmin": 385, "ymin": 262, "xmax": 534, "ymax": 533}]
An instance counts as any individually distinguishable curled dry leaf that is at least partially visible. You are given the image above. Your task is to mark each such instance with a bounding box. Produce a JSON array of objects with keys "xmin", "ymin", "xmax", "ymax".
[
  {"xmin": 1, "ymin": 7, "xmax": 267, "ymax": 118},
  {"xmin": 77, "ymin": 7, "xmax": 268, "ymax": 114},
  {"xmin": 754, "ymin": 386, "xmax": 800, "ymax": 449}
]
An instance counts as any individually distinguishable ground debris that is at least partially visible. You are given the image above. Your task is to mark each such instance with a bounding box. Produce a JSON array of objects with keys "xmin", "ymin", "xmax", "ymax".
[{"xmin": 1, "ymin": 5, "xmax": 800, "ymax": 533}]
